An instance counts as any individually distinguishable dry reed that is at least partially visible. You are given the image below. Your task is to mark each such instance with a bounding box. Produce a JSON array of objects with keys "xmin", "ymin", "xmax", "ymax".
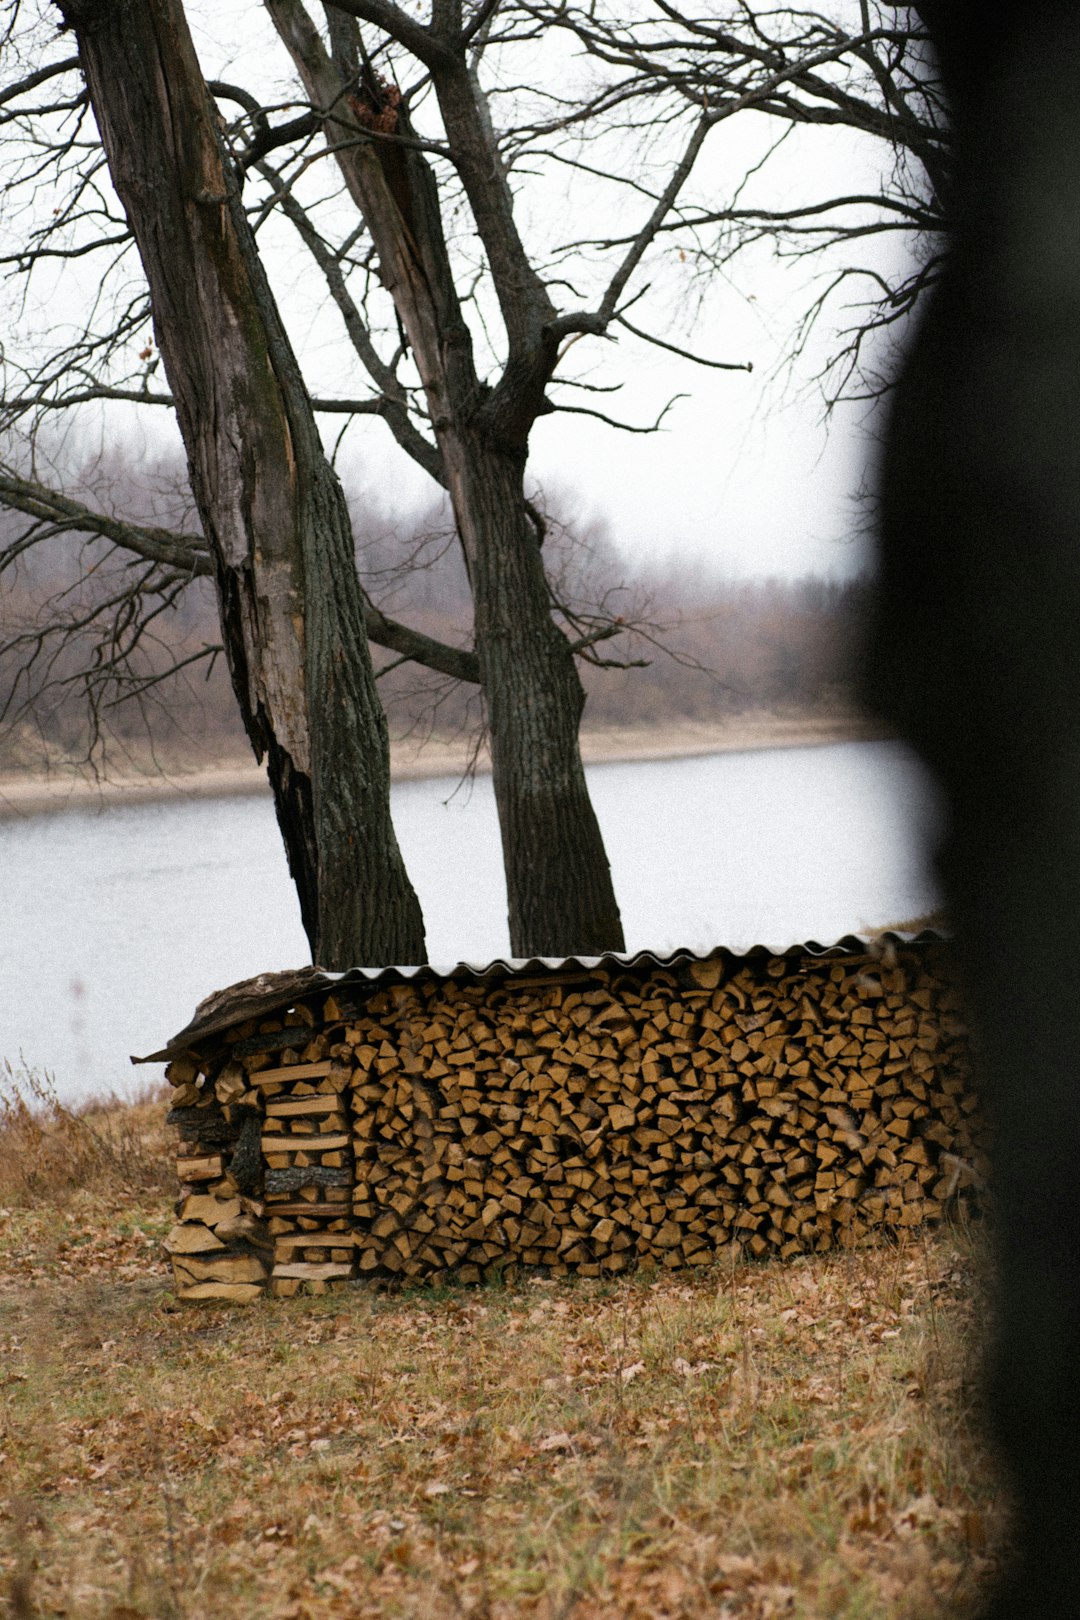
[{"xmin": 0, "ymin": 1061, "xmax": 172, "ymax": 1207}]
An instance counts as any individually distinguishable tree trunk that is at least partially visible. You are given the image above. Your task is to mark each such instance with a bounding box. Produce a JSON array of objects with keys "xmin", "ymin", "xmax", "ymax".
[
  {"xmin": 265, "ymin": 0, "xmax": 625, "ymax": 956},
  {"xmin": 57, "ymin": 0, "xmax": 425, "ymax": 968},
  {"xmin": 869, "ymin": 6, "xmax": 1080, "ymax": 1613},
  {"xmin": 447, "ymin": 438, "xmax": 624, "ymax": 955}
]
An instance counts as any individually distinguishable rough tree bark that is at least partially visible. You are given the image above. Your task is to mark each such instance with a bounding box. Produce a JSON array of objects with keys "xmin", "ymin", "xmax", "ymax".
[
  {"xmin": 266, "ymin": 0, "xmax": 625, "ymax": 957},
  {"xmin": 55, "ymin": 0, "xmax": 426, "ymax": 968}
]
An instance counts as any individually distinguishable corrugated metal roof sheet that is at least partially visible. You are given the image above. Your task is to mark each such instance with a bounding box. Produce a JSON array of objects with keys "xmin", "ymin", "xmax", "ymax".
[{"xmin": 134, "ymin": 931, "xmax": 949, "ymax": 1065}]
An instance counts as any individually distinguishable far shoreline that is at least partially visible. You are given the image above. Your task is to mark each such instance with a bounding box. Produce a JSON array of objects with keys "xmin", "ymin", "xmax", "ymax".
[{"xmin": 0, "ymin": 713, "xmax": 892, "ymax": 822}]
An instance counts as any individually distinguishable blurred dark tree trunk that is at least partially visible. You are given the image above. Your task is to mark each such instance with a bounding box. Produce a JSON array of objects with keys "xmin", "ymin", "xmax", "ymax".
[
  {"xmin": 867, "ymin": 4, "xmax": 1080, "ymax": 1613},
  {"xmin": 56, "ymin": 0, "xmax": 426, "ymax": 968}
]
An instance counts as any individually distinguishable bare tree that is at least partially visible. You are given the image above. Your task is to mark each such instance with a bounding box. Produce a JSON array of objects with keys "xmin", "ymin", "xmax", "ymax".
[
  {"xmin": 522, "ymin": 1, "xmax": 947, "ymax": 407},
  {"xmin": 7, "ymin": 0, "xmax": 429, "ymax": 968},
  {"xmin": 1, "ymin": 0, "xmax": 764, "ymax": 958}
]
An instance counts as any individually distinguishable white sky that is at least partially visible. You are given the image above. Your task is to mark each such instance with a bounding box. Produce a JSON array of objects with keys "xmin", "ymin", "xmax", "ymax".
[
  {"xmin": 6, "ymin": 0, "xmax": 915, "ymax": 581},
  {"xmin": 339, "ymin": 332, "xmax": 879, "ymax": 579}
]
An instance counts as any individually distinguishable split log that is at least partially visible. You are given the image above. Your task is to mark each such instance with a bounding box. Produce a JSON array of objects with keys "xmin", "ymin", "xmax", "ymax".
[
  {"xmin": 230, "ymin": 1024, "xmax": 329, "ymax": 1059},
  {"xmin": 172, "ymin": 1252, "xmax": 269, "ymax": 1285},
  {"xmin": 176, "ymin": 1282, "xmax": 264, "ymax": 1303},
  {"xmin": 265, "ymin": 1166, "xmax": 352, "ymax": 1192},
  {"xmin": 271, "ymin": 1262, "xmax": 355, "ymax": 1280},
  {"xmin": 261, "ymin": 1133, "xmax": 350, "ymax": 1153},
  {"xmin": 178, "ymin": 1193, "xmax": 241, "ymax": 1225},
  {"xmin": 164, "ymin": 1223, "xmax": 225, "ymax": 1254},
  {"xmin": 170, "ymin": 1104, "xmax": 227, "ymax": 1133},
  {"xmin": 249, "ymin": 1060, "xmax": 335, "ymax": 1087},
  {"xmin": 176, "ymin": 1153, "xmax": 223, "ymax": 1181},
  {"xmin": 265, "ymin": 1095, "xmax": 346, "ymax": 1118}
]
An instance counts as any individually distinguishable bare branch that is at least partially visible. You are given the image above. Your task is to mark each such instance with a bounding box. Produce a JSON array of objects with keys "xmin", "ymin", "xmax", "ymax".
[
  {"xmin": 252, "ymin": 152, "xmax": 447, "ymax": 485},
  {"xmin": 0, "ymin": 384, "xmax": 436, "ymax": 427},
  {"xmin": 0, "ymin": 467, "xmax": 210, "ymax": 576},
  {"xmin": 549, "ymin": 393, "xmax": 689, "ymax": 434},
  {"xmin": 242, "ymin": 110, "xmax": 320, "ymax": 168},
  {"xmin": 564, "ymin": 621, "xmax": 623, "ymax": 656},
  {"xmin": 363, "ymin": 600, "xmax": 479, "ymax": 684},
  {"xmin": 0, "ymin": 467, "xmax": 479, "ymax": 682},
  {"xmin": 550, "ymin": 114, "xmax": 713, "ymax": 344},
  {"xmin": 615, "ymin": 313, "xmax": 753, "ymax": 372},
  {"xmin": 101, "ymin": 645, "xmax": 224, "ymax": 708},
  {"xmin": 322, "ymin": 0, "xmax": 450, "ymax": 67},
  {"xmin": 0, "ymin": 53, "xmax": 80, "ymax": 107}
]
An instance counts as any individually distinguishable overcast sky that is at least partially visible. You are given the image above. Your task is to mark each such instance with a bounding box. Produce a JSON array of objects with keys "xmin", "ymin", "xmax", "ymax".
[
  {"xmin": 333, "ymin": 314, "xmax": 883, "ymax": 581},
  {"xmin": 7, "ymin": 0, "xmax": 916, "ymax": 582}
]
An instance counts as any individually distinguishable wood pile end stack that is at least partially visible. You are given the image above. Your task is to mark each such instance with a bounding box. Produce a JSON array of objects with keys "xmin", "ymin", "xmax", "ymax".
[{"xmin": 160, "ymin": 944, "xmax": 984, "ymax": 1302}]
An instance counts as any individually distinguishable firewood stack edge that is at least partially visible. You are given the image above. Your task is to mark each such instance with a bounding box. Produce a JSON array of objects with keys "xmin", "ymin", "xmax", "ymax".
[{"xmin": 155, "ymin": 943, "xmax": 983, "ymax": 1303}]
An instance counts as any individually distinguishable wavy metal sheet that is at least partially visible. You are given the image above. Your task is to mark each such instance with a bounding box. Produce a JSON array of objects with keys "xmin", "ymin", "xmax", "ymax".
[{"xmin": 134, "ymin": 931, "xmax": 949, "ymax": 1066}]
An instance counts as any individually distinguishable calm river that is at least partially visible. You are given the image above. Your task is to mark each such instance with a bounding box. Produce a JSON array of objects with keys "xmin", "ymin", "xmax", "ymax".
[{"xmin": 0, "ymin": 740, "xmax": 940, "ymax": 1102}]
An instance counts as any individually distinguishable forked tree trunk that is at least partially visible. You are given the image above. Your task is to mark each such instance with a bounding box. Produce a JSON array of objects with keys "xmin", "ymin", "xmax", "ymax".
[
  {"xmin": 266, "ymin": 0, "xmax": 625, "ymax": 957},
  {"xmin": 57, "ymin": 0, "xmax": 426, "ymax": 968}
]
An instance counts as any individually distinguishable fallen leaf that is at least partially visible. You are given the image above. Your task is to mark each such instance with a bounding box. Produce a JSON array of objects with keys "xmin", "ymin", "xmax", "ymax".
[
  {"xmin": 538, "ymin": 1431, "xmax": 573, "ymax": 1453},
  {"xmin": 673, "ymin": 1357, "xmax": 713, "ymax": 1376},
  {"xmin": 714, "ymin": 1554, "xmax": 758, "ymax": 1578}
]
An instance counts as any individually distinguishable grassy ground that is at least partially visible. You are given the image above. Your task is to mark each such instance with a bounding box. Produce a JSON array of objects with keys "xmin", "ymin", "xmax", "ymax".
[{"xmin": 0, "ymin": 1073, "xmax": 1004, "ymax": 1619}]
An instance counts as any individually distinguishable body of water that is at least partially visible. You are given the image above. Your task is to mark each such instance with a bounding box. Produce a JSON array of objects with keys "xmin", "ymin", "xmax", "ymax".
[{"xmin": 0, "ymin": 740, "xmax": 940, "ymax": 1101}]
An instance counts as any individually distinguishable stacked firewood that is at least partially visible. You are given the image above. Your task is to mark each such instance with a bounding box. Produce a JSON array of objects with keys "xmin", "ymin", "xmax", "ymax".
[
  {"xmin": 161, "ymin": 947, "xmax": 982, "ymax": 1298},
  {"xmin": 205, "ymin": 1009, "xmax": 357, "ymax": 1298},
  {"xmin": 163, "ymin": 1056, "xmax": 271, "ymax": 1302},
  {"xmin": 338, "ymin": 954, "xmax": 980, "ymax": 1281}
]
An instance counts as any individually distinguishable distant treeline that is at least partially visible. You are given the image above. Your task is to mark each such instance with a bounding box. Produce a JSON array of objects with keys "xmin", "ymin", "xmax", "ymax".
[{"xmin": 0, "ymin": 452, "xmax": 871, "ymax": 771}]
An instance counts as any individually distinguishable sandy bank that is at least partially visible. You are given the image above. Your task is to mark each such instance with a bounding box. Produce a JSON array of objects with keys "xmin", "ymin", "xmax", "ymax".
[{"xmin": 0, "ymin": 713, "xmax": 890, "ymax": 821}]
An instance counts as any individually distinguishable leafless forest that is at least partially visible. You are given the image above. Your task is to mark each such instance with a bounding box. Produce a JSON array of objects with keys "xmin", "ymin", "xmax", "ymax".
[{"xmin": 0, "ymin": 446, "xmax": 869, "ymax": 773}]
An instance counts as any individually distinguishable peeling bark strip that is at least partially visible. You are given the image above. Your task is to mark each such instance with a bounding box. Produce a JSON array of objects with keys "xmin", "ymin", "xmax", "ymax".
[
  {"xmin": 266, "ymin": 0, "xmax": 625, "ymax": 957},
  {"xmin": 55, "ymin": 0, "xmax": 425, "ymax": 968}
]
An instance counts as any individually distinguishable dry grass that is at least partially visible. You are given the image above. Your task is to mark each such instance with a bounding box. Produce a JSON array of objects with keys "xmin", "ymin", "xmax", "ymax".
[
  {"xmin": 0, "ymin": 1064, "xmax": 172, "ymax": 1209},
  {"xmin": 0, "ymin": 1094, "xmax": 1005, "ymax": 1620}
]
